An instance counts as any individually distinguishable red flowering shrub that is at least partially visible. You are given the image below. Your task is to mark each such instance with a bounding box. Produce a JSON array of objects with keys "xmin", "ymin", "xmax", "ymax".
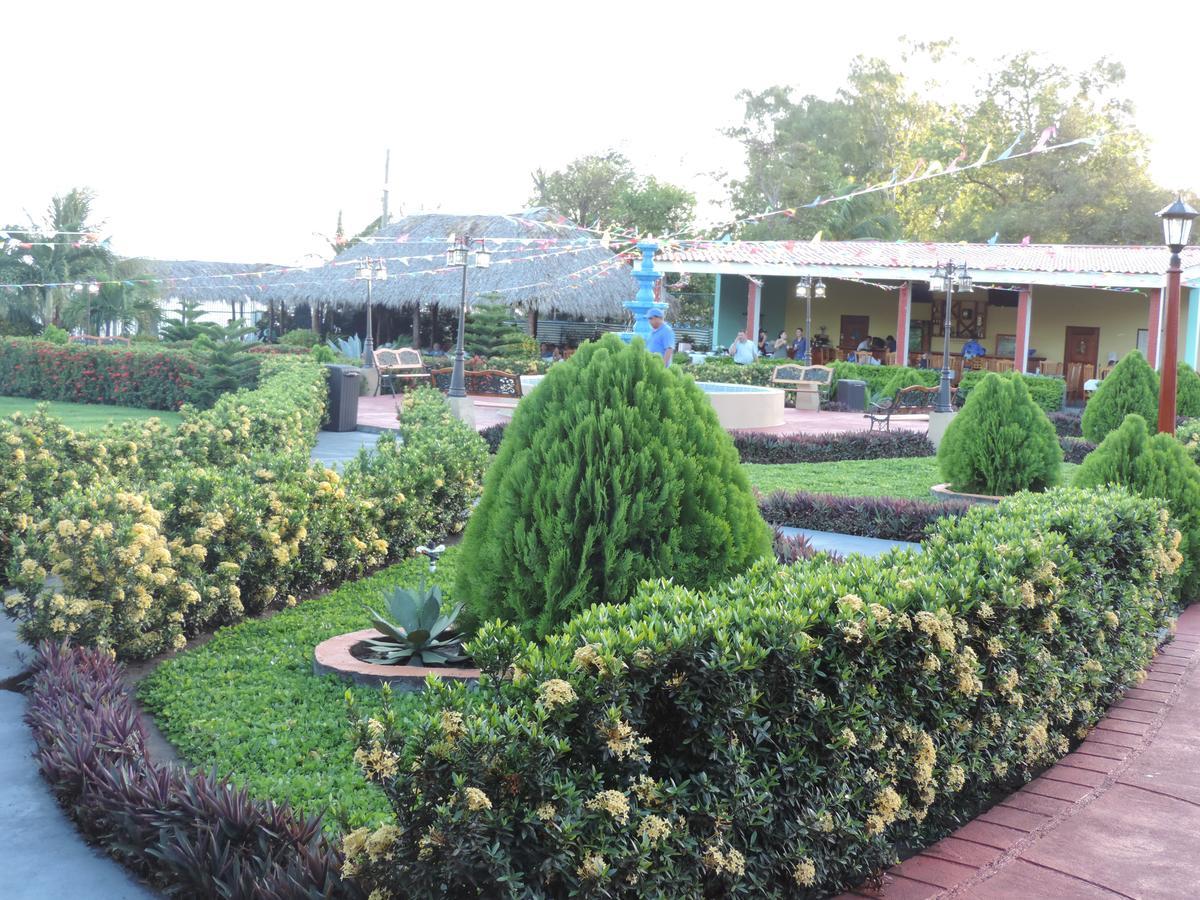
[{"xmin": 0, "ymin": 338, "xmax": 199, "ymax": 410}]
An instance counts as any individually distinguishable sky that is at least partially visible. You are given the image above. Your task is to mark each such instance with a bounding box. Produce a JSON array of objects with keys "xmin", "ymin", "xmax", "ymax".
[{"xmin": 4, "ymin": 1, "xmax": 1199, "ymax": 267}]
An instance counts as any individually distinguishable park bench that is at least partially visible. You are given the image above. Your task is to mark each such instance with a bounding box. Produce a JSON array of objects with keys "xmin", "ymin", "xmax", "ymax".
[
  {"xmin": 864, "ymin": 384, "xmax": 939, "ymax": 431},
  {"xmin": 373, "ymin": 348, "xmax": 426, "ymax": 397},
  {"xmin": 428, "ymin": 368, "xmax": 523, "ymax": 398},
  {"xmin": 771, "ymin": 364, "xmax": 833, "ymax": 411}
]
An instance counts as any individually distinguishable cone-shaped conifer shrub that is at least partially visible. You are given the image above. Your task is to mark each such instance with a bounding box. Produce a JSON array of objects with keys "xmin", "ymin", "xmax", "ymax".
[
  {"xmin": 456, "ymin": 333, "xmax": 773, "ymax": 639},
  {"xmin": 1082, "ymin": 351, "xmax": 1159, "ymax": 442},
  {"xmin": 938, "ymin": 372, "xmax": 1062, "ymax": 495},
  {"xmin": 1074, "ymin": 413, "xmax": 1200, "ymax": 592},
  {"xmin": 1176, "ymin": 361, "xmax": 1200, "ymax": 419}
]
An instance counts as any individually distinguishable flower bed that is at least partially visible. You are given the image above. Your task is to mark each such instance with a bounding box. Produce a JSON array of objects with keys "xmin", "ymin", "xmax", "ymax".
[
  {"xmin": 733, "ymin": 429, "xmax": 933, "ymax": 464},
  {"xmin": 0, "ymin": 337, "xmax": 200, "ymax": 410},
  {"xmin": 26, "ymin": 641, "xmax": 355, "ymax": 898},
  {"xmin": 758, "ymin": 490, "xmax": 966, "ymax": 542},
  {"xmin": 344, "ymin": 487, "xmax": 1181, "ymax": 898}
]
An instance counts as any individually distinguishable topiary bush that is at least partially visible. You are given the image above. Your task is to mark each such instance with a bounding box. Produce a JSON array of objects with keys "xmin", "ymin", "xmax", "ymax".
[
  {"xmin": 1074, "ymin": 413, "xmax": 1200, "ymax": 594},
  {"xmin": 938, "ymin": 372, "xmax": 1062, "ymax": 495},
  {"xmin": 279, "ymin": 328, "xmax": 322, "ymax": 348},
  {"xmin": 456, "ymin": 333, "xmax": 773, "ymax": 639},
  {"xmin": 346, "ymin": 487, "xmax": 1180, "ymax": 899},
  {"xmin": 1176, "ymin": 362, "xmax": 1200, "ymax": 418},
  {"xmin": 877, "ymin": 366, "xmax": 940, "ymax": 400},
  {"xmin": 1081, "ymin": 351, "xmax": 1159, "ymax": 442},
  {"xmin": 956, "ymin": 370, "xmax": 1065, "ymax": 412}
]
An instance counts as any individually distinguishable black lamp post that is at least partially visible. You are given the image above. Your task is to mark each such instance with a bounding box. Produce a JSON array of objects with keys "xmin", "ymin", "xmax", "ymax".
[
  {"xmin": 354, "ymin": 257, "xmax": 388, "ymax": 367},
  {"xmin": 1157, "ymin": 196, "xmax": 1198, "ymax": 435},
  {"xmin": 929, "ymin": 261, "xmax": 972, "ymax": 413},
  {"xmin": 445, "ymin": 236, "xmax": 491, "ymax": 400},
  {"xmin": 794, "ymin": 276, "xmax": 826, "ymax": 364}
]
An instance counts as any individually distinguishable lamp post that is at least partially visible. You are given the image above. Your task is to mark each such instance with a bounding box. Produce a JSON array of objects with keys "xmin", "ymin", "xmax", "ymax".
[
  {"xmin": 354, "ymin": 257, "xmax": 388, "ymax": 367},
  {"xmin": 72, "ymin": 280, "xmax": 101, "ymax": 335},
  {"xmin": 1157, "ymin": 197, "xmax": 1198, "ymax": 435},
  {"xmin": 445, "ymin": 236, "xmax": 490, "ymax": 416},
  {"xmin": 794, "ymin": 276, "xmax": 826, "ymax": 364},
  {"xmin": 929, "ymin": 261, "xmax": 973, "ymax": 413}
]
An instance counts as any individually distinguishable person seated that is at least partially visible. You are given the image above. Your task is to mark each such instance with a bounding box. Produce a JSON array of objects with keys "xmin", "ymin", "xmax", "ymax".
[
  {"xmin": 871, "ymin": 336, "xmax": 886, "ymax": 351},
  {"xmin": 885, "ymin": 335, "xmax": 897, "ymax": 352},
  {"xmin": 962, "ymin": 338, "xmax": 987, "ymax": 359},
  {"xmin": 541, "ymin": 343, "xmax": 556, "ymax": 361},
  {"xmin": 552, "ymin": 347, "xmax": 563, "ymax": 362},
  {"xmin": 856, "ymin": 337, "xmax": 873, "ymax": 353},
  {"xmin": 729, "ymin": 331, "xmax": 759, "ymax": 365}
]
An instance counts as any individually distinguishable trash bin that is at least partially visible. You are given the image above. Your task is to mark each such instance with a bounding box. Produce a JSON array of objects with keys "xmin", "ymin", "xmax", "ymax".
[
  {"xmin": 837, "ymin": 379, "xmax": 868, "ymax": 411},
  {"xmin": 324, "ymin": 365, "xmax": 361, "ymax": 432}
]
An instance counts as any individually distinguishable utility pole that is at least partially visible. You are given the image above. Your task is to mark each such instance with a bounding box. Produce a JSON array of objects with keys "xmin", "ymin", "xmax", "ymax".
[{"xmin": 381, "ymin": 149, "xmax": 390, "ymax": 229}]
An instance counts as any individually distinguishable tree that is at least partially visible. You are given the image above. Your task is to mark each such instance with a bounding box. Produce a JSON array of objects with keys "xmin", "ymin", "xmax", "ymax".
[
  {"xmin": 1081, "ymin": 351, "xmax": 1159, "ymax": 443},
  {"xmin": 530, "ymin": 152, "xmax": 695, "ymax": 235},
  {"xmin": 455, "ymin": 333, "xmax": 772, "ymax": 639},
  {"xmin": 160, "ymin": 299, "xmax": 220, "ymax": 342},
  {"xmin": 1176, "ymin": 363, "xmax": 1200, "ymax": 419},
  {"xmin": 463, "ymin": 302, "xmax": 525, "ymax": 357}
]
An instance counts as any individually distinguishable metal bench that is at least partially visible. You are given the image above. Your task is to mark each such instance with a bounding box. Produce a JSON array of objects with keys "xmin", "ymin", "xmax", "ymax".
[
  {"xmin": 428, "ymin": 368, "xmax": 523, "ymax": 398},
  {"xmin": 864, "ymin": 384, "xmax": 939, "ymax": 431},
  {"xmin": 373, "ymin": 348, "xmax": 426, "ymax": 397},
  {"xmin": 771, "ymin": 364, "xmax": 833, "ymax": 411}
]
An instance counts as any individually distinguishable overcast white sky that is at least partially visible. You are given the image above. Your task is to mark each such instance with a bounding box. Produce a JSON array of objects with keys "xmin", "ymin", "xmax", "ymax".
[{"xmin": 4, "ymin": 1, "xmax": 1198, "ymax": 265}]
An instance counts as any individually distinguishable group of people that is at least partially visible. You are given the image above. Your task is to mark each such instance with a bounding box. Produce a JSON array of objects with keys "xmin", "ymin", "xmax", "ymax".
[{"xmin": 728, "ymin": 328, "xmax": 811, "ymax": 364}]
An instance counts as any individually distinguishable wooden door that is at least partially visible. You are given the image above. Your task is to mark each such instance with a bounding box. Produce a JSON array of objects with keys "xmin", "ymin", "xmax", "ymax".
[
  {"xmin": 1064, "ymin": 326, "xmax": 1100, "ymax": 402},
  {"xmin": 840, "ymin": 315, "xmax": 870, "ymax": 350}
]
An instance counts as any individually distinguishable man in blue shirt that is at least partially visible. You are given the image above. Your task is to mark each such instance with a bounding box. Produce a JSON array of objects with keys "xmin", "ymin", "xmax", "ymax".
[
  {"xmin": 962, "ymin": 339, "xmax": 987, "ymax": 359},
  {"xmin": 646, "ymin": 308, "xmax": 675, "ymax": 366}
]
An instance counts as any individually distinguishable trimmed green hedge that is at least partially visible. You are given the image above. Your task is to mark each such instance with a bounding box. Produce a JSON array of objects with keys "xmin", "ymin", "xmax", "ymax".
[
  {"xmin": 957, "ymin": 370, "xmax": 1065, "ymax": 412},
  {"xmin": 345, "ymin": 487, "xmax": 1180, "ymax": 898}
]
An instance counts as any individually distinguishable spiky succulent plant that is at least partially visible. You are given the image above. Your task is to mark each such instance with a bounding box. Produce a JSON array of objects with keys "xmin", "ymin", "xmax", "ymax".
[{"xmin": 363, "ymin": 580, "xmax": 469, "ymax": 666}]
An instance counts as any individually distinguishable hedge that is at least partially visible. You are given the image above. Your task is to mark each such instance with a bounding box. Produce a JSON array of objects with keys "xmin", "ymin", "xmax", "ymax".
[
  {"xmin": 0, "ymin": 337, "xmax": 199, "ymax": 410},
  {"xmin": 1060, "ymin": 436, "xmax": 1096, "ymax": 464},
  {"xmin": 26, "ymin": 641, "xmax": 356, "ymax": 898},
  {"xmin": 1048, "ymin": 410, "xmax": 1084, "ymax": 438},
  {"xmin": 757, "ymin": 490, "xmax": 966, "ymax": 542},
  {"xmin": 733, "ymin": 429, "xmax": 934, "ymax": 464},
  {"xmin": 957, "ymin": 370, "xmax": 1065, "ymax": 412},
  {"xmin": 344, "ymin": 487, "xmax": 1180, "ymax": 898},
  {"xmin": 3, "ymin": 364, "xmax": 488, "ymax": 659}
]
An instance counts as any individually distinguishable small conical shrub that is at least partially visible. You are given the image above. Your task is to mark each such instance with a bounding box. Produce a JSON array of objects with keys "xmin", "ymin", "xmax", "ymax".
[
  {"xmin": 937, "ymin": 372, "xmax": 1061, "ymax": 495},
  {"xmin": 1082, "ymin": 351, "xmax": 1159, "ymax": 442},
  {"xmin": 1075, "ymin": 413, "xmax": 1200, "ymax": 593},
  {"xmin": 1176, "ymin": 362, "xmax": 1200, "ymax": 419},
  {"xmin": 456, "ymin": 333, "xmax": 773, "ymax": 639}
]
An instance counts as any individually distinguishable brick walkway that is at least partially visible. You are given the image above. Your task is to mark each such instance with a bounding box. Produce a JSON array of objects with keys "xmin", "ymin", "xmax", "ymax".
[{"xmin": 838, "ymin": 605, "xmax": 1200, "ymax": 900}]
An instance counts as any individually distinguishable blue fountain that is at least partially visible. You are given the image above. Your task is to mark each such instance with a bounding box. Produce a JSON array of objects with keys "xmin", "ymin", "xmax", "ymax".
[{"xmin": 620, "ymin": 240, "xmax": 662, "ymax": 343}]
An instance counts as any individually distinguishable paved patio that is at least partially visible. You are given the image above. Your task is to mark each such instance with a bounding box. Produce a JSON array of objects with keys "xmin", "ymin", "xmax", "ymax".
[{"xmin": 356, "ymin": 393, "xmax": 928, "ymax": 437}]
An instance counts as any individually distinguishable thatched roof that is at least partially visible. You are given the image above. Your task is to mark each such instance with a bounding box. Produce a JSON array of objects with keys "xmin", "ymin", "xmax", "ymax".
[
  {"xmin": 141, "ymin": 259, "xmax": 279, "ymax": 302},
  {"xmin": 260, "ymin": 208, "xmax": 638, "ymax": 318}
]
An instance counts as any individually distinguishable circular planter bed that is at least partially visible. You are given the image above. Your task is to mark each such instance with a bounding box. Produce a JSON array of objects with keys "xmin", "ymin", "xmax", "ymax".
[
  {"xmin": 313, "ymin": 628, "xmax": 481, "ymax": 689},
  {"xmin": 930, "ymin": 482, "xmax": 1003, "ymax": 506}
]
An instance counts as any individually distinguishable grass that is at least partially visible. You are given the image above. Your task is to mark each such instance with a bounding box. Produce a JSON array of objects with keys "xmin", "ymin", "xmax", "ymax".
[
  {"xmin": 139, "ymin": 553, "xmax": 456, "ymax": 834},
  {"xmin": 0, "ymin": 396, "xmax": 182, "ymax": 431},
  {"xmin": 743, "ymin": 457, "xmax": 1079, "ymax": 498}
]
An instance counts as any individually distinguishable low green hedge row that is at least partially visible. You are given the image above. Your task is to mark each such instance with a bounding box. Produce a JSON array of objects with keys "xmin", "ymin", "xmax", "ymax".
[
  {"xmin": 3, "ymin": 362, "xmax": 488, "ymax": 659},
  {"xmin": 957, "ymin": 370, "xmax": 1065, "ymax": 412},
  {"xmin": 343, "ymin": 487, "xmax": 1180, "ymax": 898},
  {"xmin": 0, "ymin": 337, "xmax": 201, "ymax": 409}
]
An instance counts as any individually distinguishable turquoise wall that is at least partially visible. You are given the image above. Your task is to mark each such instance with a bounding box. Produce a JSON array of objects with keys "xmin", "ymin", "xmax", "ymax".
[{"xmin": 716, "ymin": 276, "xmax": 748, "ymax": 348}]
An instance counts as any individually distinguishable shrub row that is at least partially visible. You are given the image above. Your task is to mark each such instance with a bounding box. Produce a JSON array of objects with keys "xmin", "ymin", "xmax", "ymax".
[
  {"xmin": 0, "ymin": 337, "xmax": 200, "ymax": 410},
  {"xmin": 26, "ymin": 641, "xmax": 357, "ymax": 898},
  {"xmin": 1060, "ymin": 436, "xmax": 1097, "ymax": 464},
  {"xmin": 1048, "ymin": 409, "xmax": 1084, "ymax": 437},
  {"xmin": 344, "ymin": 488, "xmax": 1180, "ymax": 898},
  {"xmin": 733, "ymin": 429, "xmax": 934, "ymax": 464},
  {"xmin": 957, "ymin": 370, "xmax": 1065, "ymax": 412},
  {"xmin": 3, "ymin": 363, "xmax": 488, "ymax": 659},
  {"xmin": 757, "ymin": 490, "xmax": 965, "ymax": 542}
]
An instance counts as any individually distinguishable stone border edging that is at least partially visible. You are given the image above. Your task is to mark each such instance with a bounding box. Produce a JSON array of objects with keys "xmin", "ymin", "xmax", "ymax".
[{"xmin": 313, "ymin": 628, "xmax": 481, "ymax": 688}]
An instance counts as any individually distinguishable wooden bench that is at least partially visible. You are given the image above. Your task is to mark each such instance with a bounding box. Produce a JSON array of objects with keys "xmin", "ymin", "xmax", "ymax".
[
  {"xmin": 864, "ymin": 384, "xmax": 939, "ymax": 431},
  {"xmin": 373, "ymin": 348, "xmax": 427, "ymax": 397},
  {"xmin": 428, "ymin": 368, "xmax": 523, "ymax": 398},
  {"xmin": 771, "ymin": 364, "xmax": 833, "ymax": 411}
]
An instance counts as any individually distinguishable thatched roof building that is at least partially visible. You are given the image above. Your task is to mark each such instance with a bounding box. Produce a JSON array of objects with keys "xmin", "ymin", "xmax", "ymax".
[
  {"xmin": 142, "ymin": 259, "xmax": 278, "ymax": 303},
  {"xmin": 261, "ymin": 208, "xmax": 637, "ymax": 319}
]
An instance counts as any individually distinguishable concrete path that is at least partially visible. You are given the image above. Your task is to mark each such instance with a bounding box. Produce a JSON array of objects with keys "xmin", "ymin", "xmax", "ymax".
[
  {"xmin": 0, "ymin": 617, "xmax": 157, "ymax": 899},
  {"xmin": 311, "ymin": 428, "xmax": 380, "ymax": 469},
  {"xmin": 838, "ymin": 604, "xmax": 1200, "ymax": 900},
  {"xmin": 778, "ymin": 525, "xmax": 920, "ymax": 558}
]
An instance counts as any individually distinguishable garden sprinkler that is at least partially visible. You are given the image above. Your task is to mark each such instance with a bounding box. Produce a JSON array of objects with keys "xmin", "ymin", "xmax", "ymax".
[{"xmin": 416, "ymin": 543, "xmax": 446, "ymax": 575}]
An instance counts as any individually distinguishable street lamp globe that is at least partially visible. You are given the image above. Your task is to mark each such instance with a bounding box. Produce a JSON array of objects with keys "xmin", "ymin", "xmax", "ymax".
[
  {"xmin": 929, "ymin": 263, "xmax": 946, "ymax": 293},
  {"xmin": 375, "ymin": 261, "xmax": 388, "ymax": 281},
  {"xmin": 1158, "ymin": 196, "xmax": 1198, "ymax": 252},
  {"xmin": 814, "ymin": 279, "xmax": 826, "ymax": 299},
  {"xmin": 354, "ymin": 261, "xmax": 369, "ymax": 280},
  {"xmin": 475, "ymin": 245, "xmax": 491, "ymax": 268},
  {"xmin": 956, "ymin": 268, "xmax": 973, "ymax": 294}
]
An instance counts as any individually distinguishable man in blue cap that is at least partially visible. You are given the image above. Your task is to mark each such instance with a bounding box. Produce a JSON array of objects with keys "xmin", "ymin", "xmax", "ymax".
[{"xmin": 645, "ymin": 307, "xmax": 675, "ymax": 366}]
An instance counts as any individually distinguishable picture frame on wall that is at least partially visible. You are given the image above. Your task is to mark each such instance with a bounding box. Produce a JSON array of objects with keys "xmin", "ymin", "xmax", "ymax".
[
  {"xmin": 995, "ymin": 333, "xmax": 1016, "ymax": 358},
  {"xmin": 1136, "ymin": 328, "xmax": 1149, "ymax": 358}
]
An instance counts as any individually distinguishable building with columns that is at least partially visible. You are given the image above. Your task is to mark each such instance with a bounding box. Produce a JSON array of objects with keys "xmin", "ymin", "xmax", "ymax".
[{"xmin": 655, "ymin": 241, "xmax": 1200, "ymax": 377}]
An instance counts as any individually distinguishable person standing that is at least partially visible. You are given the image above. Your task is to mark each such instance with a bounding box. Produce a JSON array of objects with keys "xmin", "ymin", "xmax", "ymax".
[
  {"xmin": 645, "ymin": 308, "xmax": 675, "ymax": 366},
  {"xmin": 792, "ymin": 328, "xmax": 808, "ymax": 361},
  {"xmin": 729, "ymin": 331, "xmax": 758, "ymax": 365},
  {"xmin": 757, "ymin": 330, "xmax": 770, "ymax": 357}
]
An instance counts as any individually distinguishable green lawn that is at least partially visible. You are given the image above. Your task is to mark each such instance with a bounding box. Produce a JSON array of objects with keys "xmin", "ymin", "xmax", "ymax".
[
  {"xmin": 743, "ymin": 457, "xmax": 1079, "ymax": 499},
  {"xmin": 139, "ymin": 554, "xmax": 452, "ymax": 834},
  {"xmin": 0, "ymin": 396, "xmax": 182, "ymax": 431}
]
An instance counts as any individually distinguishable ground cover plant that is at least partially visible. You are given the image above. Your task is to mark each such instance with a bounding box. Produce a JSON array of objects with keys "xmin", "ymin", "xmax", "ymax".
[
  {"xmin": 757, "ymin": 490, "xmax": 968, "ymax": 542},
  {"xmin": 938, "ymin": 372, "xmax": 1062, "ymax": 495},
  {"xmin": 457, "ymin": 334, "xmax": 772, "ymax": 640},
  {"xmin": 0, "ymin": 396, "xmax": 182, "ymax": 430},
  {"xmin": 1081, "ymin": 350, "xmax": 1159, "ymax": 442},
  {"xmin": 344, "ymin": 487, "xmax": 1181, "ymax": 898},
  {"xmin": 732, "ymin": 428, "xmax": 933, "ymax": 464}
]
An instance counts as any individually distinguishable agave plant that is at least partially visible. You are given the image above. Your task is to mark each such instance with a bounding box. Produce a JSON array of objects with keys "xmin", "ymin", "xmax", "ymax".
[
  {"xmin": 326, "ymin": 333, "xmax": 364, "ymax": 361},
  {"xmin": 364, "ymin": 580, "xmax": 469, "ymax": 666}
]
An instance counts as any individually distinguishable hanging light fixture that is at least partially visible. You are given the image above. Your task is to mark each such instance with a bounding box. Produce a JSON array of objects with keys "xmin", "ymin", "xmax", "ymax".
[
  {"xmin": 1159, "ymin": 196, "xmax": 1198, "ymax": 252},
  {"xmin": 475, "ymin": 242, "xmax": 491, "ymax": 268},
  {"xmin": 354, "ymin": 260, "xmax": 369, "ymax": 280},
  {"xmin": 88, "ymin": 281, "xmax": 100, "ymax": 295},
  {"xmin": 375, "ymin": 260, "xmax": 388, "ymax": 281},
  {"xmin": 929, "ymin": 263, "xmax": 946, "ymax": 293},
  {"xmin": 814, "ymin": 279, "xmax": 827, "ymax": 299}
]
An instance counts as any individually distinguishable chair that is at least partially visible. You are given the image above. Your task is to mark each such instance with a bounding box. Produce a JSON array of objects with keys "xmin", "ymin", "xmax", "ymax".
[
  {"xmin": 864, "ymin": 384, "xmax": 939, "ymax": 431},
  {"xmin": 993, "ymin": 359, "xmax": 1014, "ymax": 374},
  {"xmin": 771, "ymin": 364, "xmax": 833, "ymax": 411},
  {"xmin": 373, "ymin": 348, "xmax": 426, "ymax": 397},
  {"xmin": 884, "ymin": 352, "xmax": 899, "ymax": 366}
]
